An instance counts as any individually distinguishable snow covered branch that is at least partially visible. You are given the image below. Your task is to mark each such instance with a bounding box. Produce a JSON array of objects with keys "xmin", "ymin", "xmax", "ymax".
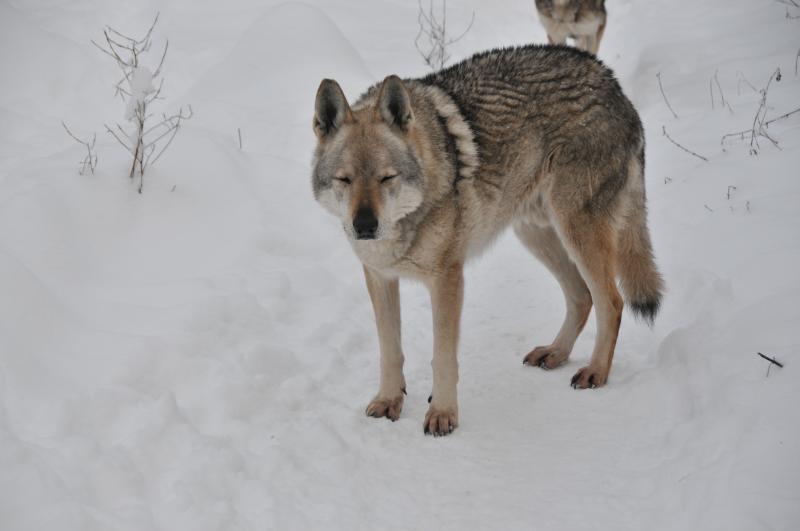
[
  {"xmin": 414, "ymin": 0, "xmax": 475, "ymax": 71},
  {"xmin": 94, "ymin": 13, "xmax": 190, "ymax": 193}
]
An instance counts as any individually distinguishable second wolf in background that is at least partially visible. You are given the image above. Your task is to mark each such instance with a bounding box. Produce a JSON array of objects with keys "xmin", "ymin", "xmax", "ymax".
[{"xmin": 535, "ymin": 0, "xmax": 606, "ymax": 54}]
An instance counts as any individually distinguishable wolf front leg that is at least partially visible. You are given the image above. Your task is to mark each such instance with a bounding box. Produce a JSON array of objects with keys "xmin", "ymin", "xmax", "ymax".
[
  {"xmin": 363, "ymin": 266, "xmax": 406, "ymax": 421},
  {"xmin": 424, "ymin": 263, "xmax": 464, "ymax": 436}
]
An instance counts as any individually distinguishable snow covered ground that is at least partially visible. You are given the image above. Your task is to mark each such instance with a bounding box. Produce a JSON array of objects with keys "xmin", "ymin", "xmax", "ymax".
[{"xmin": 1, "ymin": 0, "xmax": 799, "ymax": 529}]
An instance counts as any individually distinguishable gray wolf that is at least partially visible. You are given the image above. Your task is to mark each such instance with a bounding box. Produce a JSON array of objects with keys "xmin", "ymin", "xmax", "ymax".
[
  {"xmin": 311, "ymin": 44, "xmax": 663, "ymax": 436},
  {"xmin": 535, "ymin": 0, "xmax": 607, "ymax": 54}
]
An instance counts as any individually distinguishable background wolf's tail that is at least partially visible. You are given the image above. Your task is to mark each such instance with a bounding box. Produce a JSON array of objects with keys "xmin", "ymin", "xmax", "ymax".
[{"xmin": 617, "ymin": 152, "xmax": 664, "ymax": 325}]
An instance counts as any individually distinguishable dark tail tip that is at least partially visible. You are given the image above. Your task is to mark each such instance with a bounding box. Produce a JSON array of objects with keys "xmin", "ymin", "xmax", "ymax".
[{"xmin": 631, "ymin": 299, "xmax": 660, "ymax": 327}]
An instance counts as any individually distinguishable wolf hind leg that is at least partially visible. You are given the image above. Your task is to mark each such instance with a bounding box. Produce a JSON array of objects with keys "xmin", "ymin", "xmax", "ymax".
[
  {"xmin": 514, "ymin": 220, "xmax": 593, "ymax": 370},
  {"xmin": 549, "ymin": 213, "xmax": 623, "ymax": 389}
]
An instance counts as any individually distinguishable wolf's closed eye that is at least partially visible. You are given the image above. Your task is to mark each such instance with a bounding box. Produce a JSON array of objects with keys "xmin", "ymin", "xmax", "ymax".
[
  {"xmin": 380, "ymin": 174, "xmax": 398, "ymax": 184},
  {"xmin": 333, "ymin": 176, "xmax": 351, "ymax": 184}
]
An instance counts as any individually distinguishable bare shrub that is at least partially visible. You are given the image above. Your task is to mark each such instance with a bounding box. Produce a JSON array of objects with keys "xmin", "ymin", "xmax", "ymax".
[
  {"xmin": 93, "ymin": 14, "xmax": 191, "ymax": 193},
  {"xmin": 414, "ymin": 0, "xmax": 474, "ymax": 71}
]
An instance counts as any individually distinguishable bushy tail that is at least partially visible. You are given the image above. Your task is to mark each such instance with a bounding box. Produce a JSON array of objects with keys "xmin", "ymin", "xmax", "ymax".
[{"xmin": 617, "ymin": 159, "xmax": 664, "ymax": 325}]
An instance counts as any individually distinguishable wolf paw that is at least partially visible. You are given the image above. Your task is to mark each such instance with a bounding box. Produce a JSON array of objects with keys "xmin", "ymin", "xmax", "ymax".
[
  {"xmin": 570, "ymin": 365, "xmax": 609, "ymax": 389},
  {"xmin": 523, "ymin": 345, "xmax": 569, "ymax": 370},
  {"xmin": 423, "ymin": 406, "xmax": 458, "ymax": 436},
  {"xmin": 365, "ymin": 394, "xmax": 404, "ymax": 421}
]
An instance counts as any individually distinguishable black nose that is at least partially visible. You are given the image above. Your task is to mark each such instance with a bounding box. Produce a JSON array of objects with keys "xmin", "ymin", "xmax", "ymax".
[{"xmin": 353, "ymin": 207, "xmax": 378, "ymax": 239}]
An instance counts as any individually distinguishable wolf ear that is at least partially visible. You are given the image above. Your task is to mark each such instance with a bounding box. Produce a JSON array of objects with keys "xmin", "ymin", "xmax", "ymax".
[
  {"xmin": 314, "ymin": 79, "xmax": 353, "ymax": 140},
  {"xmin": 375, "ymin": 75, "xmax": 414, "ymax": 131}
]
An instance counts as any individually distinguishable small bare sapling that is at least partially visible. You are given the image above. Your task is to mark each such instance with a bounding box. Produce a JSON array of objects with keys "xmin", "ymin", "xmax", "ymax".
[
  {"xmin": 61, "ymin": 121, "xmax": 98, "ymax": 175},
  {"xmin": 721, "ymin": 68, "xmax": 800, "ymax": 155},
  {"xmin": 93, "ymin": 14, "xmax": 191, "ymax": 193},
  {"xmin": 415, "ymin": 0, "xmax": 475, "ymax": 71}
]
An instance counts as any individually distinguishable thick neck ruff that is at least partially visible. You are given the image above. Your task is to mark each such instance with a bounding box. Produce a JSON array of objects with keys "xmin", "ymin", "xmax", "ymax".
[{"xmin": 417, "ymin": 84, "xmax": 479, "ymax": 183}]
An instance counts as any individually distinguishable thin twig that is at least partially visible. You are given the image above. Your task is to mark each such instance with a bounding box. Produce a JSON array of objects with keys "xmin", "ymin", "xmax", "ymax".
[
  {"xmin": 61, "ymin": 121, "xmax": 98, "ymax": 174},
  {"xmin": 107, "ymin": 13, "xmax": 159, "ymax": 47},
  {"xmin": 719, "ymin": 107, "xmax": 800, "ymax": 145},
  {"xmin": 62, "ymin": 121, "xmax": 86, "ymax": 145},
  {"xmin": 764, "ymin": 106, "xmax": 800, "ymax": 126},
  {"xmin": 709, "ymin": 77, "xmax": 715, "ymax": 110},
  {"xmin": 153, "ymin": 39, "xmax": 169, "ymax": 77},
  {"xmin": 662, "ymin": 126, "xmax": 708, "ymax": 161},
  {"xmin": 757, "ymin": 352, "xmax": 784, "ymax": 368},
  {"xmin": 145, "ymin": 105, "xmax": 192, "ymax": 167},
  {"xmin": 146, "ymin": 122, "xmax": 180, "ymax": 167},
  {"xmin": 104, "ymin": 124, "xmax": 135, "ymax": 155},
  {"xmin": 237, "ymin": 128, "xmax": 243, "ymax": 150},
  {"xmin": 712, "ymin": 70, "xmax": 731, "ymax": 113},
  {"xmin": 795, "ymin": 47, "xmax": 799, "ymax": 77},
  {"xmin": 736, "ymin": 71, "xmax": 758, "ymax": 95},
  {"xmin": 656, "ymin": 72, "xmax": 679, "ymax": 119}
]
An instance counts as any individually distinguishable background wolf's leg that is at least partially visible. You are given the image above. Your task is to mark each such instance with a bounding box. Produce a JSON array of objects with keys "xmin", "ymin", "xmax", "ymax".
[
  {"xmin": 592, "ymin": 18, "xmax": 606, "ymax": 54},
  {"xmin": 581, "ymin": 32, "xmax": 600, "ymax": 55},
  {"xmin": 423, "ymin": 264, "xmax": 463, "ymax": 436},
  {"xmin": 553, "ymin": 216, "xmax": 623, "ymax": 389},
  {"xmin": 514, "ymin": 221, "xmax": 592, "ymax": 370},
  {"xmin": 363, "ymin": 266, "xmax": 406, "ymax": 421},
  {"xmin": 547, "ymin": 32, "xmax": 567, "ymax": 46}
]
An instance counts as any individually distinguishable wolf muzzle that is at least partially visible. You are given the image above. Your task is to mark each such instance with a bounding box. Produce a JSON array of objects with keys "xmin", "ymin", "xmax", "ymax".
[{"xmin": 353, "ymin": 207, "xmax": 378, "ymax": 240}]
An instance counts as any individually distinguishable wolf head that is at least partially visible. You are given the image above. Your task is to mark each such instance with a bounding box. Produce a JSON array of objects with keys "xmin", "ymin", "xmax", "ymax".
[{"xmin": 311, "ymin": 76, "xmax": 425, "ymax": 241}]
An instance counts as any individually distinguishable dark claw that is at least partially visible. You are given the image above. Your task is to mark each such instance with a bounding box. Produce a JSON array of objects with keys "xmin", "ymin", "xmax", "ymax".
[
  {"xmin": 401, "ymin": 387, "xmax": 407, "ymax": 395},
  {"xmin": 571, "ymin": 372, "xmax": 581, "ymax": 388},
  {"xmin": 428, "ymin": 394, "xmax": 432, "ymax": 403}
]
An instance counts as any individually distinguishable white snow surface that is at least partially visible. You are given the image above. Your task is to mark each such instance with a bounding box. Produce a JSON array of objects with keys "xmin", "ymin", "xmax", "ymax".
[{"xmin": 1, "ymin": 0, "xmax": 799, "ymax": 530}]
